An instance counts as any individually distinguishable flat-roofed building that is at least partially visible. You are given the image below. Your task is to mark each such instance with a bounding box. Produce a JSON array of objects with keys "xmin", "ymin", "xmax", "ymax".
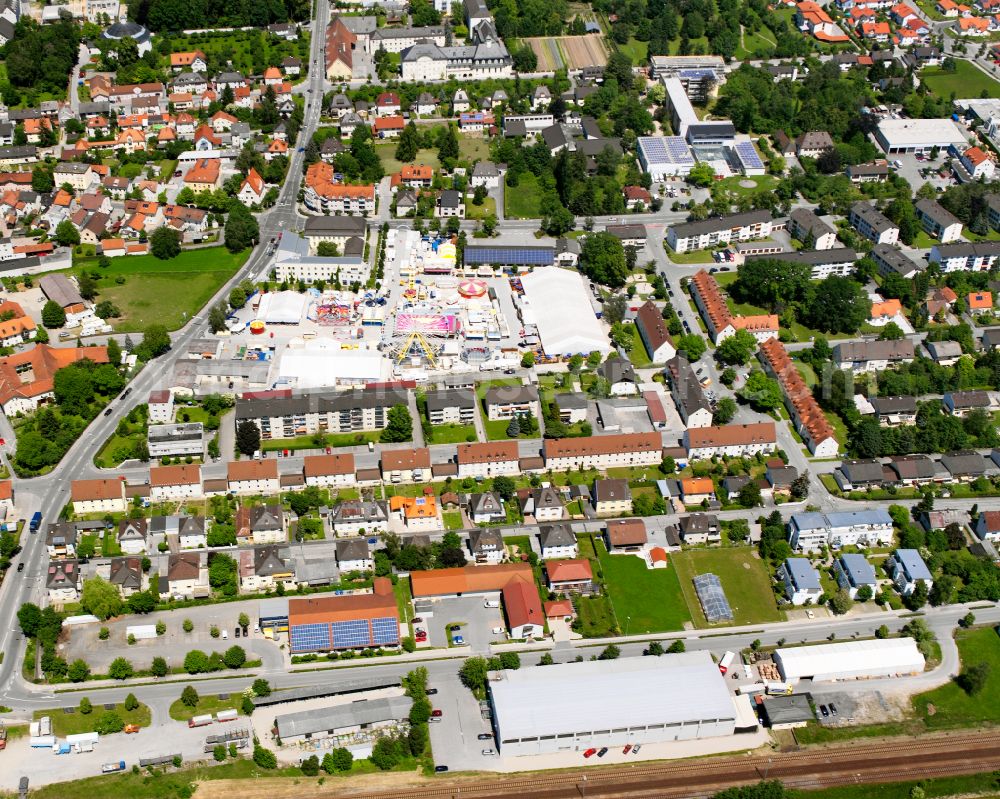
[{"xmin": 488, "ymin": 652, "xmax": 737, "ymax": 756}]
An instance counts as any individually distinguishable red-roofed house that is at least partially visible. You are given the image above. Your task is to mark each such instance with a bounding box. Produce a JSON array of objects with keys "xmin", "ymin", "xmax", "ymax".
[
  {"xmin": 861, "ymin": 20, "xmax": 891, "ymax": 40},
  {"xmin": 171, "ymin": 51, "xmax": 207, "ymax": 71},
  {"xmin": 959, "ymin": 146, "xmax": 995, "ymax": 180},
  {"xmin": 623, "ymin": 185, "xmax": 652, "ymax": 210},
  {"xmin": 545, "ymin": 559, "xmax": 594, "ymax": 593},
  {"xmin": 502, "ymin": 578, "xmax": 544, "ymax": 638},
  {"xmin": 238, "ymin": 168, "xmax": 267, "ymax": 206},
  {"xmin": 376, "ymin": 92, "xmax": 401, "ymax": 116},
  {"xmin": 968, "ymin": 291, "xmax": 994, "ymax": 311},
  {"xmin": 373, "ymin": 115, "xmax": 405, "ymax": 138},
  {"xmin": 796, "ymin": 1, "xmax": 850, "ymax": 41}
]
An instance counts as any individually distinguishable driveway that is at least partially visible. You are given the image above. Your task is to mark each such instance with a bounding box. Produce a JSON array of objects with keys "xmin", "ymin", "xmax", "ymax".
[{"xmin": 424, "ymin": 595, "xmax": 506, "ymax": 654}]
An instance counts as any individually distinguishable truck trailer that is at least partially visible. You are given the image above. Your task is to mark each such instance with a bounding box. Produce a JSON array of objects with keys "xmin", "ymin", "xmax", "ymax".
[
  {"xmin": 188, "ymin": 715, "xmax": 214, "ymax": 728},
  {"xmin": 102, "ymin": 761, "xmax": 126, "ymax": 773}
]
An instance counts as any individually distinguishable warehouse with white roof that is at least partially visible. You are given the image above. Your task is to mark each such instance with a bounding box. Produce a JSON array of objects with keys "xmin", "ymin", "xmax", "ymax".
[
  {"xmin": 874, "ymin": 118, "xmax": 968, "ymax": 155},
  {"xmin": 519, "ymin": 267, "xmax": 610, "ymax": 357},
  {"xmin": 774, "ymin": 638, "xmax": 925, "ymax": 682},
  {"xmin": 488, "ymin": 651, "xmax": 737, "ymax": 755}
]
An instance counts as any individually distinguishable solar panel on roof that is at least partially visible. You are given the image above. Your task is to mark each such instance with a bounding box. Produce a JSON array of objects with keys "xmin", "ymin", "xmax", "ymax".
[
  {"xmin": 734, "ymin": 141, "xmax": 764, "ymax": 169},
  {"xmin": 464, "ymin": 246, "xmax": 554, "ymax": 266},
  {"xmin": 693, "ymin": 573, "xmax": 733, "ymax": 622}
]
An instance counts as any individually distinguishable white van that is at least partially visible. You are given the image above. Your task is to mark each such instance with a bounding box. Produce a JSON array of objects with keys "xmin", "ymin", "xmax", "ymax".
[{"xmin": 484, "ymin": 599, "xmax": 500, "ymax": 608}]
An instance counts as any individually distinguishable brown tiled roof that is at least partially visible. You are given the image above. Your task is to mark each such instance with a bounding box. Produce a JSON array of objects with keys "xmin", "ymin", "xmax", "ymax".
[
  {"xmin": 228, "ymin": 459, "xmax": 279, "ymax": 482},
  {"xmin": 544, "ymin": 432, "xmax": 661, "ymax": 460},
  {"xmin": 457, "ymin": 441, "xmax": 519, "ymax": 464},
  {"xmin": 150, "ymin": 463, "xmax": 201, "ymax": 487},
  {"xmin": 304, "ymin": 453, "xmax": 355, "ymax": 477},
  {"xmin": 410, "ymin": 563, "xmax": 533, "ymax": 597},
  {"xmin": 759, "ymin": 338, "xmax": 836, "ymax": 448},
  {"xmin": 71, "ymin": 478, "xmax": 123, "ymax": 502},
  {"xmin": 381, "ymin": 447, "xmax": 431, "ymax": 472},
  {"xmin": 606, "ymin": 518, "xmax": 647, "ymax": 546},
  {"xmin": 687, "ymin": 422, "xmax": 777, "ymax": 449}
]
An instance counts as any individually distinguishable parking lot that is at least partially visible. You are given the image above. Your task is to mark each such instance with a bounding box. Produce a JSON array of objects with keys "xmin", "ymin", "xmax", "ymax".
[
  {"xmin": 58, "ymin": 601, "xmax": 284, "ymax": 673},
  {"xmin": 415, "ymin": 595, "xmax": 507, "ymax": 653}
]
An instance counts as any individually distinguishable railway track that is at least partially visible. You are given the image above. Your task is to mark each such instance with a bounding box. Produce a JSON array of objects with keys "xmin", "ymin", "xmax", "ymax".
[{"xmin": 315, "ymin": 731, "xmax": 1000, "ymax": 799}]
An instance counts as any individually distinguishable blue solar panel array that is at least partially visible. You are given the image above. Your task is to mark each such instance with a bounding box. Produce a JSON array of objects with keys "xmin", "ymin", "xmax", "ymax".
[
  {"xmin": 734, "ymin": 141, "xmax": 764, "ymax": 169},
  {"xmin": 464, "ymin": 246, "xmax": 554, "ymax": 266},
  {"xmin": 639, "ymin": 136, "xmax": 695, "ymax": 166},
  {"xmin": 290, "ymin": 622, "xmax": 331, "ymax": 652},
  {"xmin": 372, "ymin": 616, "xmax": 400, "ymax": 646},
  {"xmin": 331, "ymin": 618, "xmax": 372, "ymax": 648}
]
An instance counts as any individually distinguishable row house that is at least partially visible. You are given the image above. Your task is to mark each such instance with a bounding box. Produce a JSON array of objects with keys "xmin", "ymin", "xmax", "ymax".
[
  {"xmin": 833, "ymin": 339, "xmax": 915, "ymax": 372},
  {"xmin": 303, "ymin": 453, "xmax": 356, "ymax": 488},
  {"xmin": 690, "ymin": 269, "xmax": 779, "ymax": 344},
  {"xmin": 788, "ymin": 509, "xmax": 894, "ymax": 552},
  {"xmin": 543, "ymin": 432, "xmax": 662, "ymax": 472},
  {"xmin": 331, "ymin": 500, "xmax": 389, "ymax": 536},
  {"xmin": 149, "ymin": 463, "xmax": 202, "ymax": 501},
  {"xmin": 70, "ymin": 478, "xmax": 126, "ymax": 515},
  {"xmin": 228, "ymin": 459, "xmax": 280, "ymax": 495},
  {"xmin": 683, "ymin": 422, "xmax": 778, "ymax": 460},
  {"xmin": 457, "ymin": 441, "xmax": 519, "ymax": 478},
  {"xmin": 382, "ymin": 447, "xmax": 432, "ymax": 484},
  {"xmin": 758, "ymin": 338, "xmax": 839, "ymax": 458}
]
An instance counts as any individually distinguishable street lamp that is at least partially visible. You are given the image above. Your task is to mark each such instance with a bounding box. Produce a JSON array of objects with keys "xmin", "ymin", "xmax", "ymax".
[{"xmin": 625, "ymin": 615, "xmax": 631, "ymax": 637}]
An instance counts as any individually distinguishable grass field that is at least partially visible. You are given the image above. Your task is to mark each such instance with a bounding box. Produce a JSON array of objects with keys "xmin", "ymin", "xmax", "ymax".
[
  {"xmin": 625, "ymin": 323, "xmax": 652, "ymax": 367},
  {"xmin": 70, "ymin": 248, "xmax": 248, "ymax": 332},
  {"xmin": 505, "ymin": 172, "xmax": 543, "ymax": 219},
  {"xmin": 168, "ymin": 693, "xmax": 242, "ymax": 722},
  {"xmin": 671, "ymin": 546, "xmax": 783, "ymax": 627},
  {"xmin": 35, "ymin": 702, "xmax": 151, "ymax": 737},
  {"xmin": 442, "ymin": 510, "xmax": 464, "ymax": 530},
  {"xmin": 667, "ymin": 247, "xmax": 720, "ymax": 264},
  {"xmin": 736, "ymin": 25, "xmax": 777, "ymax": 59},
  {"xmin": 261, "ymin": 430, "xmax": 381, "ymax": 452},
  {"xmin": 922, "ymin": 60, "xmax": 1000, "ymax": 99},
  {"xmin": 618, "ymin": 37, "xmax": 648, "ymax": 65},
  {"xmin": 915, "ymin": 626, "xmax": 1000, "ymax": 729},
  {"xmin": 714, "ymin": 174, "xmax": 778, "ymax": 197},
  {"xmin": 465, "ymin": 196, "xmax": 497, "ymax": 220},
  {"xmin": 426, "ymin": 423, "xmax": 477, "ymax": 444},
  {"xmin": 597, "ymin": 541, "xmax": 691, "ymax": 633},
  {"xmin": 787, "ymin": 772, "xmax": 1000, "ymax": 799},
  {"xmin": 375, "ymin": 136, "xmax": 490, "ymax": 175}
]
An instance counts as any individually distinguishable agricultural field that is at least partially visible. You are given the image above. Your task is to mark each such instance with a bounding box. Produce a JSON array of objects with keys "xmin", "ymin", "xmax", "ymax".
[
  {"xmin": 525, "ymin": 34, "xmax": 609, "ymax": 71},
  {"xmin": 921, "ymin": 60, "xmax": 1000, "ymax": 99},
  {"xmin": 671, "ymin": 546, "xmax": 784, "ymax": 627}
]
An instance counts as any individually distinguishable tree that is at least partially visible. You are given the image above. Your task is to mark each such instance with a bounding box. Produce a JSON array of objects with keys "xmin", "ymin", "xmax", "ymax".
[
  {"xmin": 224, "ymin": 201, "xmax": 259, "ymax": 253},
  {"xmin": 97, "ymin": 301, "xmax": 121, "ymax": 320},
  {"xmin": 875, "ymin": 624, "xmax": 890, "ymax": 639},
  {"xmin": 184, "ymin": 650, "xmax": 209, "ymax": 674},
  {"xmin": 181, "ymin": 684, "xmax": 200, "ymax": 707},
  {"xmin": 906, "ymin": 580, "xmax": 929, "ymax": 610},
  {"xmin": 879, "ymin": 321, "xmax": 904, "ymax": 340},
  {"xmin": 458, "ymin": 656, "xmax": 489, "ymax": 693},
  {"xmin": 214, "ymin": 744, "xmax": 227, "ymax": 762},
  {"xmin": 958, "ymin": 662, "xmax": 991, "ymax": 695},
  {"xmin": 667, "ymin": 640, "xmax": 686, "ymax": 653},
  {"xmin": 324, "ymin": 748, "xmax": 353, "ymax": 773},
  {"xmin": 182, "ymin": 618, "xmax": 194, "ymax": 633},
  {"xmin": 138, "ymin": 325, "xmax": 171, "ymax": 359},
  {"xmin": 229, "ymin": 286, "xmax": 248, "ymax": 310},
  {"xmin": 738, "ymin": 481, "xmax": 762, "ymax": 508},
  {"xmin": 68, "ymin": 659, "xmax": 90, "ymax": 682},
  {"xmin": 253, "ymin": 745, "xmax": 278, "ymax": 769},
  {"xmin": 316, "ymin": 241, "xmax": 340, "ymax": 257},
  {"xmin": 54, "ymin": 219, "xmax": 81, "ymax": 247},
  {"xmin": 252, "ymin": 677, "xmax": 271, "ymax": 696},
  {"xmin": 739, "ymin": 371, "xmax": 783, "ymax": 411},
  {"xmin": 124, "ymin": 692, "xmax": 139, "ymax": 711},
  {"xmin": 82, "ymin": 575, "xmax": 124, "ymax": 620},
  {"xmin": 79, "ymin": 696, "xmax": 93, "ymax": 714},
  {"xmin": 687, "ymin": 162, "xmax": 715, "ymax": 187},
  {"xmin": 803, "ymin": 275, "xmax": 869, "ymax": 334},
  {"xmin": 674, "ymin": 334, "xmax": 707, "ymax": 362},
  {"xmin": 17, "ymin": 603, "xmax": 42, "ymax": 637},
  {"xmin": 149, "ymin": 226, "xmax": 182, "ymax": 260},
  {"xmin": 395, "ymin": 122, "xmax": 421, "ymax": 162},
  {"xmin": 716, "ymin": 329, "xmax": 758, "ymax": 366},
  {"xmin": 41, "ymin": 300, "xmax": 66, "ymax": 329},
  {"xmin": 521, "ymin": 351, "xmax": 535, "ymax": 368},
  {"xmin": 645, "ymin": 641, "xmax": 664, "ymax": 656},
  {"xmin": 380, "ymin": 404, "xmax": 413, "ymax": 443},
  {"xmin": 151, "ymin": 656, "xmax": 168, "ymax": 677},
  {"xmin": 94, "ymin": 710, "xmax": 125, "ymax": 734},
  {"xmin": 108, "ymin": 656, "xmax": 134, "ymax": 680},
  {"xmin": 31, "ymin": 166, "xmax": 54, "ymax": 193},
  {"xmin": 713, "ymin": 397, "xmax": 737, "ymax": 425},
  {"xmin": 236, "ymin": 420, "xmax": 261, "ymax": 456},
  {"xmin": 493, "ymin": 475, "xmax": 516, "ymax": 500},
  {"xmin": 855, "ymin": 584, "xmax": 874, "ymax": 602},
  {"xmin": 579, "ymin": 232, "xmax": 627, "ymax": 288},
  {"xmin": 223, "ymin": 645, "xmax": 246, "ymax": 669},
  {"xmin": 598, "ymin": 644, "xmax": 620, "ymax": 660},
  {"xmin": 208, "ymin": 302, "xmax": 228, "ymax": 333},
  {"xmin": 828, "ymin": 589, "xmax": 853, "ymax": 615},
  {"xmin": 437, "ymin": 124, "xmax": 459, "ymax": 163},
  {"xmin": 506, "ymin": 415, "xmax": 521, "ymax": 438}
]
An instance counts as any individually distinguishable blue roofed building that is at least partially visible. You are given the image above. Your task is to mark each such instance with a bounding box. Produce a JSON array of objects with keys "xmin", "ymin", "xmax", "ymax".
[
  {"xmin": 889, "ymin": 549, "xmax": 933, "ymax": 596},
  {"xmin": 834, "ymin": 553, "xmax": 877, "ymax": 598},
  {"xmin": 779, "ymin": 558, "xmax": 823, "ymax": 605}
]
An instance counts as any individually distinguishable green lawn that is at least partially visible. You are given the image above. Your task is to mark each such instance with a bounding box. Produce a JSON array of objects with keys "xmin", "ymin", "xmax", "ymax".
[
  {"xmin": 168, "ymin": 693, "xmax": 242, "ymax": 722},
  {"xmin": 617, "ymin": 37, "xmax": 648, "ymax": 65},
  {"xmin": 158, "ymin": 159, "xmax": 178, "ymax": 182},
  {"xmin": 667, "ymin": 246, "xmax": 719, "ymax": 264},
  {"xmin": 736, "ymin": 26, "xmax": 776, "ymax": 59},
  {"xmin": 465, "ymin": 196, "xmax": 496, "ymax": 220},
  {"xmin": 35, "ymin": 702, "xmax": 151, "ymax": 737},
  {"xmin": 459, "ymin": 137, "xmax": 491, "ymax": 163},
  {"xmin": 261, "ymin": 430, "xmax": 381, "ymax": 452},
  {"xmin": 626, "ymin": 323, "xmax": 652, "ymax": 367},
  {"xmin": 788, "ymin": 773, "xmax": 1000, "ymax": 799},
  {"xmin": 426, "ymin": 423, "xmax": 477, "ymax": 444},
  {"xmin": 714, "ymin": 174, "xmax": 777, "ymax": 197},
  {"xmin": 375, "ymin": 144, "xmax": 441, "ymax": 176},
  {"xmin": 505, "ymin": 171, "xmax": 542, "ymax": 219},
  {"xmin": 442, "ymin": 510, "xmax": 464, "ymax": 530},
  {"xmin": 922, "ymin": 60, "xmax": 1000, "ymax": 99},
  {"xmin": 671, "ymin": 546, "xmax": 783, "ymax": 627},
  {"xmin": 914, "ymin": 626, "xmax": 1000, "ymax": 730},
  {"xmin": 69, "ymin": 248, "xmax": 248, "ymax": 332},
  {"xmin": 597, "ymin": 541, "xmax": 691, "ymax": 633}
]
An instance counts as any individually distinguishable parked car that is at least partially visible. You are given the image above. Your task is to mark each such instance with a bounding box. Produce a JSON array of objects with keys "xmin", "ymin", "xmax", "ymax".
[
  {"xmin": 431, "ymin": 710, "xmax": 442, "ymax": 717},
  {"xmin": 819, "ymin": 705, "xmax": 829, "ymax": 718},
  {"xmin": 477, "ymin": 733, "xmax": 492, "ymax": 740},
  {"xmin": 434, "ymin": 765, "xmax": 448, "ymax": 772},
  {"xmin": 17, "ymin": 562, "xmax": 24, "ymax": 572},
  {"xmin": 597, "ymin": 747, "xmax": 608, "ymax": 757},
  {"xmin": 234, "ymin": 627, "xmax": 241, "ymax": 638},
  {"xmin": 583, "ymin": 748, "xmax": 597, "ymax": 758},
  {"xmin": 426, "ymin": 688, "xmax": 438, "ymax": 695},
  {"xmin": 829, "ymin": 703, "xmax": 838, "ymax": 716},
  {"xmin": 632, "ymin": 745, "xmax": 641, "ymax": 754},
  {"xmin": 622, "ymin": 744, "xmax": 632, "ymax": 754},
  {"xmin": 481, "ymin": 749, "xmax": 495, "ymax": 756}
]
